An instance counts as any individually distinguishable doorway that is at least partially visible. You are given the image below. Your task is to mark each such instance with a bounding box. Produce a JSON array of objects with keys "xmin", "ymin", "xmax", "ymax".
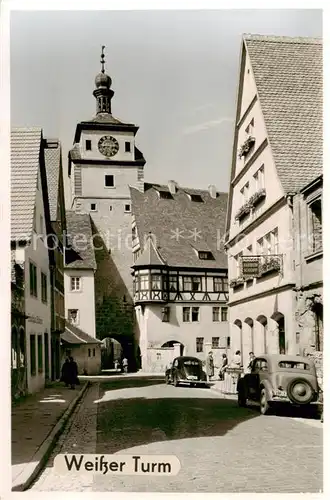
[{"xmin": 278, "ymin": 316, "xmax": 285, "ymax": 354}]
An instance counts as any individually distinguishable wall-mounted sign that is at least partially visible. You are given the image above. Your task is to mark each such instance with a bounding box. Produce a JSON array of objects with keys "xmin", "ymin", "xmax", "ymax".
[{"xmin": 240, "ymin": 257, "xmax": 260, "ymax": 278}]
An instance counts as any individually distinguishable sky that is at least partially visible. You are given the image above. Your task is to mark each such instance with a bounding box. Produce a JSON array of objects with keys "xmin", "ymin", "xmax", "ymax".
[{"xmin": 10, "ymin": 9, "xmax": 322, "ymax": 206}]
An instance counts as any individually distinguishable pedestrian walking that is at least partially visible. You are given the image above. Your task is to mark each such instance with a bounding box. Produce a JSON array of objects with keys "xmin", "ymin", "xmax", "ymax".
[
  {"xmin": 219, "ymin": 353, "xmax": 228, "ymax": 380},
  {"xmin": 60, "ymin": 357, "xmax": 70, "ymax": 387},
  {"xmin": 206, "ymin": 351, "xmax": 214, "ymax": 381},
  {"xmin": 114, "ymin": 359, "xmax": 119, "ymax": 371},
  {"xmin": 122, "ymin": 357, "xmax": 128, "ymax": 374},
  {"xmin": 67, "ymin": 356, "xmax": 79, "ymax": 389}
]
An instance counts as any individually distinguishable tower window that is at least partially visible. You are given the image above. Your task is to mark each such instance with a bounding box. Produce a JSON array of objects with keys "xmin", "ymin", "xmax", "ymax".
[
  {"xmin": 125, "ymin": 204, "xmax": 131, "ymax": 213},
  {"xmin": 90, "ymin": 203, "xmax": 97, "ymax": 211},
  {"xmin": 86, "ymin": 140, "xmax": 92, "ymax": 151},
  {"xmin": 105, "ymin": 175, "xmax": 114, "ymax": 187},
  {"xmin": 125, "ymin": 141, "xmax": 131, "ymax": 152},
  {"xmin": 109, "ymin": 205, "xmax": 113, "ymax": 211}
]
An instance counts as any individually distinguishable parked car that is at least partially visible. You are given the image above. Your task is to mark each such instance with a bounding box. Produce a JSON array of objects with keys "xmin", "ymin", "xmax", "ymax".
[
  {"xmin": 165, "ymin": 356, "xmax": 209, "ymax": 387},
  {"xmin": 237, "ymin": 354, "xmax": 320, "ymax": 415}
]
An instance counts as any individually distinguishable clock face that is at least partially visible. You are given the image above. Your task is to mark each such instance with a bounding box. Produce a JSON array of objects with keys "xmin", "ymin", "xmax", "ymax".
[{"xmin": 98, "ymin": 136, "xmax": 119, "ymax": 157}]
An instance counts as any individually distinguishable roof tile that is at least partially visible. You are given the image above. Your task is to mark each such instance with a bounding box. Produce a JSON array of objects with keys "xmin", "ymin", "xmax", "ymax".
[
  {"xmin": 11, "ymin": 128, "xmax": 42, "ymax": 241},
  {"xmin": 65, "ymin": 211, "xmax": 97, "ymax": 270},
  {"xmin": 130, "ymin": 183, "xmax": 228, "ymax": 269},
  {"xmin": 244, "ymin": 35, "xmax": 322, "ymax": 192},
  {"xmin": 44, "ymin": 139, "xmax": 61, "ymax": 222}
]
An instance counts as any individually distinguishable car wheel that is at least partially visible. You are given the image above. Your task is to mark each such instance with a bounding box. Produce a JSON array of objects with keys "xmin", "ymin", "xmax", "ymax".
[
  {"xmin": 238, "ymin": 388, "xmax": 247, "ymax": 407},
  {"xmin": 287, "ymin": 378, "xmax": 314, "ymax": 405},
  {"xmin": 260, "ymin": 388, "xmax": 270, "ymax": 415},
  {"xmin": 165, "ymin": 374, "xmax": 170, "ymax": 385}
]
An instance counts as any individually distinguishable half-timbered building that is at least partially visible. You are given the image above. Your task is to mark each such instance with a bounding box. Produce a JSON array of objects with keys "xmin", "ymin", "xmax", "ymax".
[{"xmin": 130, "ymin": 182, "xmax": 229, "ymax": 372}]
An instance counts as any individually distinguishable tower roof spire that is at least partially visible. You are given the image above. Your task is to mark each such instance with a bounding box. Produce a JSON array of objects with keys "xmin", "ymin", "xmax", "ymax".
[
  {"xmin": 101, "ymin": 45, "xmax": 106, "ymax": 73},
  {"xmin": 93, "ymin": 45, "xmax": 114, "ymax": 114}
]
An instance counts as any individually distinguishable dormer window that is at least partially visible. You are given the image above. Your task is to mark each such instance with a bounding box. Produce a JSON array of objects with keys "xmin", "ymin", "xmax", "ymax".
[
  {"xmin": 190, "ymin": 194, "xmax": 203, "ymax": 202},
  {"xmin": 125, "ymin": 141, "xmax": 131, "ymax": 152},
  {"xmin": 86, "ymin": 140, "xmax": 92, "ymax": 151},
  {"xmin": 198, "ymin": 251, "xmax": 213, "ymax": 260},
  {"xmin": 158, "ymin": 190, "xmax": 173, "ymax": 199}
]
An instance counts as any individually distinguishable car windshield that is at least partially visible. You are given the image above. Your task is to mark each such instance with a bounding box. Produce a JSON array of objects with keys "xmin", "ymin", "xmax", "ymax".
[
  {"xmin": 183, "ymin": 360, "xmax": 200, "ymax": 366},
  {"xmin": 278, "ymin": 361, "xmax": 310, "ymax": 370}
]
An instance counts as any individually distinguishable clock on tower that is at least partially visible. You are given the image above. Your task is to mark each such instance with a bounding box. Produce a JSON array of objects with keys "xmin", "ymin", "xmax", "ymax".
[{"xmin": 98, "ymin": 135, "xmax": 119, "ymax": 157}]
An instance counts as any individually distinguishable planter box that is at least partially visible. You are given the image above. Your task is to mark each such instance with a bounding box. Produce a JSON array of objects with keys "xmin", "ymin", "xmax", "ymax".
[
  {"xmin": 238, "ymin": 136, "xmax": 256, "ymax": 159},
  {"xmin": 249, "ymin": 188, "xmax": 266, "ymax": 207}
]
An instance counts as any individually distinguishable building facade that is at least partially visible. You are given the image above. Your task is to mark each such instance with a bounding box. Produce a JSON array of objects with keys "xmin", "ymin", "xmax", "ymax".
[
  {"xmin": 44, "ymin": 138, "xmax": 66, "ymax": 381},
  {"xmin": 61, "ymin": 321, "xmax": 102, "ymax": 375},
  {"xmin": 131, "ymin": 182, "xmax": 229, "ymax": 372},
  {"xmin": 293, "ymin": 175, "xmax": 323, "ymax": 355},
  {"xmin": 11, "ymin": 254, "xmax": 27, "ymax": 399},
  {"xmin": 225, "ymin": 35, "xmax": 322, "ymax": 368},
  {"xmin": 64, "ymin": 211, "xmax": 97, "ymax": 337},
  {"xmin": 11, "ymin": 128, "xmax": 53, "ymax": 394}
]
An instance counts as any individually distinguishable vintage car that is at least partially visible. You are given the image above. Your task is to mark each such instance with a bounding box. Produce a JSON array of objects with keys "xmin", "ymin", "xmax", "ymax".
[
  {"xmin": 165, "ymin": 356, "xmax": 209, "ymax": 387},
  {"xmin": 237, "ymin": 354, "xmax": 320, "ymax": 415}
]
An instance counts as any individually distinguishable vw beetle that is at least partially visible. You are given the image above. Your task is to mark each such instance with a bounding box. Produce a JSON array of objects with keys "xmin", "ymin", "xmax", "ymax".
[
  {"xmin": 165, "ymin": 356, "xmax": 209, "ymax": 387},
  {"xmin": 237, "ymin": 354, "xmax": 320, "ymax": 415}
]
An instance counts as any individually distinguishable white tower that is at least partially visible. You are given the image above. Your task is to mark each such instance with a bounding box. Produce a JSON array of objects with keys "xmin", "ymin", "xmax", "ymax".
[{"xmin": 68, "ymin": 46, "xmax": 145, "ymax": 299}]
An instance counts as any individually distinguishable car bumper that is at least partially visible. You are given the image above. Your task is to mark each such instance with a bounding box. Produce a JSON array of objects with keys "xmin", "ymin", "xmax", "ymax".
[
  {"xmin": 179, "ymin": 379, "xmax": 208, "ymax": 385},
  {"xmin": 270, "ymin": 395, "xmax": 320, "ymax": 405}
]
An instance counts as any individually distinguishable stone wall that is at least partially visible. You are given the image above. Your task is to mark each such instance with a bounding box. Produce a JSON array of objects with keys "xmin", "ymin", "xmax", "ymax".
[
  {"xmin": 295, "ymin": 290, "xmax": 323, "ymax": 354},
  {"xmin": 146, "ymin": 347, "xmax": 175, "ymax": 373},
  {"xmin": 91, "ymin": 221, "xmax": 138, "ymax": 370}
]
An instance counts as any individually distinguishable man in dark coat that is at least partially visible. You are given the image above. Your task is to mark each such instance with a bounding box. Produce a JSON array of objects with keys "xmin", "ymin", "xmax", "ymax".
[
  {"xmin": 60, "ymin": 357, "xmax": 70, "ymax": 387},
  {"xmin": 67, "ymin": 357, "xmax": 79, "ymax": 389}
]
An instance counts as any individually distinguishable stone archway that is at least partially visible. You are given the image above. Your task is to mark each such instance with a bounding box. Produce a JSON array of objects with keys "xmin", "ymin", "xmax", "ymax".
[
  {"xmin": 244, "ymin": 317, "xmax": 254, "ymax": 356},
  {"xmin": 233, "ymin": 319, "xmax": 243, "ymax": 359},
  {"xmin": 271, "ymin": 312, "xmax": 285, "ymax": 354},
  {"xmin": 162, "ymin": 340, "xmax": 184, "ymax": 356},
  {"xmin": 101, "ymin": 337, "xmax": 123, "ymax": 370},
  {"xmin": 256, "ymin": 315, "xmax": 268, "ymax": 354}
]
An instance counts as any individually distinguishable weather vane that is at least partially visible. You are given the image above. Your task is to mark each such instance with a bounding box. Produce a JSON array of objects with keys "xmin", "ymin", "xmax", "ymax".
[{"xmin": 101, "ymin": 45, "xmax": 106, "ymax": 73}]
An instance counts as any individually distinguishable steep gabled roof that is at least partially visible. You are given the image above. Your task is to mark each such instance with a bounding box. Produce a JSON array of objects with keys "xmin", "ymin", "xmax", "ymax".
[
  {"xmin": 133, "ymin": 233, "xmax": 167, "ymax": 267},
  {"xmin": 65, "ymin": 211, "xmax": 97, "ymax": 270},
  {"xmin": 11, "ymin": 128, "xmax": 43, "ymax": 241},
  {"xmin": 130, "ymin": 183, "xmax": 228, "ymax": 269},
  {"xmin": 244, "ymin": 34, "xmax": 322, "ymax": 193},
  {"xmin": 62, "ymin": 321, "xmax": 102, "ymax": 345},
  {"xmin": 44, "ymin": 139, "xmax": 62, "ymax": 222}
]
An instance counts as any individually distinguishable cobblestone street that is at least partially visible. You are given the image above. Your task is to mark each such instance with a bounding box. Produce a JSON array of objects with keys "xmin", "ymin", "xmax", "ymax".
[{"xmin": 31, "ymin": 377, "xmax": 323, "ymax": 493}]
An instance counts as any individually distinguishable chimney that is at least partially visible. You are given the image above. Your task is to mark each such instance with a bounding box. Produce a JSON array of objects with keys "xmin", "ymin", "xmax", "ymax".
[
  {"xmin": 168, "ymin": 180, "xmax": 178, "ymax": 195},
  {"xmin": 208, "ymin": 184, "xmax": 217, "ymax": 199}
]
